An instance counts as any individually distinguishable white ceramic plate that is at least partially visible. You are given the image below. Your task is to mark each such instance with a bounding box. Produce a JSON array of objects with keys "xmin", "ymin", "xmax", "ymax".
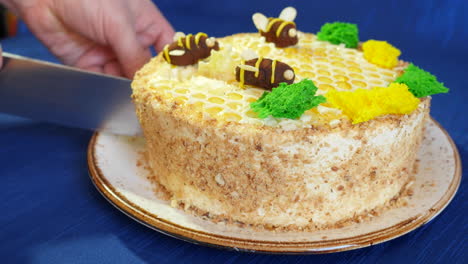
[{"xmin": 88, "ymin": 118, "xmax": 461, "ymax": 253}]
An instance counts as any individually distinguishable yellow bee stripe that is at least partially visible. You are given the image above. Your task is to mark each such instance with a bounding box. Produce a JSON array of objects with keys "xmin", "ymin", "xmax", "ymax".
[
  {"xmin": 163, "ymin": 45, "xmax": 171, "ymax": 63},
  {"xmin": 254, "ymin": 57, "xmax": 263, "ymax": 78},
  {"xmin": 185, "ymin": 34, "xmax": 193, "ymax": 50},
  {"xmin": 276, "ymin": 21, "xmax": 295, "ymax": 37},
  {"xmin": 195, "ymin": 32, "xmax": 207, "ymax": 45},
  {"xmin": 177, "ymin": 37, "xmax": 183, "ymax": 47},
  {"xmin": 240, "ymin": 60, "xmax": 245, "ymax": 89},
  {"xmin": 271, "ymin": 60, "xmax": 277, "ymax": 84},
  {"xmin": 266, "ymin": 18, "xmax": 282, "ymax": 32}
]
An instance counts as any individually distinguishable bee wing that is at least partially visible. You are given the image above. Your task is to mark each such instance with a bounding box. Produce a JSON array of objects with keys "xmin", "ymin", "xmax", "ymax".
[
  {"xmin": 238, "ymin": 64, "xmax": 259, "ymax": 72},
  {"xmin": 252, "ymin": 13, "xmax": 269, "ymax": 31},
  {"xmin": 173, "ymin": 32, "xmax": 186, "ymax": 41},
  {"xmin": 279, "ymin": 7, "xmax": 297, "ymax": 22},
  {"xmin": 168, "ymin": 49, "xmax": 186, "ymax": 56},
  {"xmin": 241, "ymin": 49, "xmax": 259, "ymax": 61}
]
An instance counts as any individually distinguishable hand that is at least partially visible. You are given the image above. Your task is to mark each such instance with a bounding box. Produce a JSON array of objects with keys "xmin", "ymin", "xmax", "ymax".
[{"xmin": 5, "ymin": 0, "xmax": 174, "ymax": 78}]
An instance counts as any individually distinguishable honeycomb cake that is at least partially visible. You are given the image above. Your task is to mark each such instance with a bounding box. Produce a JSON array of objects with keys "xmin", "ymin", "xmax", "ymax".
[{"xmin": 131, "ymin": 14, "xmax": 447, "ymax": 230}]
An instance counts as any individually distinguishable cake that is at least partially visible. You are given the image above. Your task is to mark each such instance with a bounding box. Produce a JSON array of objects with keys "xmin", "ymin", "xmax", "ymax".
[{"xmin": 131, "ymin": 7, "xmax": 448, "ymax": 230}]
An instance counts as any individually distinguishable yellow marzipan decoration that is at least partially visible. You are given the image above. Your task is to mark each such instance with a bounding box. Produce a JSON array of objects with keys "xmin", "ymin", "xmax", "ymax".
[
  {"xmin": 240, "ymin": 59, "xmax": 245, "ymax": 88},
  {"xmin": 362, "ymin": 40, "xmax": 401, "ymax": 68},
  {"xmin": 185, "ymin": 34, "xmax": 193, "ymax": 49},
  {"xmin": 271, "ymin": 60, "xmax": 277, "ymax": 84},
  {"xmin": 254, "ymin": 57, "xmax": 263, "ymax": 77},
  {"xmin": 163, "ymin": 45, "xmax": 171, "ymax": 63},
  {"xmin": 326, "ymin": 83, "xmax": 420, "ymax": 124},
  {"xmin": 276, "ymin": 21, "xmax": 295, "ymax": 37},
  {"xmin": 195, "ymin": 32, "xmax": 207, "ymax": 45},
  {"xmin": 266, "ymin": 18, "xmax": 282, "ymax": 32}
]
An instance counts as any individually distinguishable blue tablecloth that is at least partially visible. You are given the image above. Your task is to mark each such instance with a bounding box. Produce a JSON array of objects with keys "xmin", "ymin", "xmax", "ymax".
[{"xmin": 1, "ymin": 1, "xmax": 466, "ymax": 263}]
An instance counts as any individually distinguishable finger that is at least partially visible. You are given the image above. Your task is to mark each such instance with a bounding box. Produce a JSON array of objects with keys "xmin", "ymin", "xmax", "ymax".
[
  {"xmin": 73, "ymin": 45, "xmax": 116, "ymax": 70},
  {"xmin": 137, "ymin": 26, "xmax": 160, "ymax": 47},
  {"xmin": 0, "ymin": 44, "xmax": 3, "ymax": 69},
  {"xmin": 72, "ymin": 45, "xmax": 127, "ymax": 78},
  {"xmin": 106, "ymin": 16, "xmax": 152, "ymax": 79},
  {"xmin": 137, "ymin": 22, "xmax": 175, "ymax": 51},
  {"xmin": 133, "ymin": 2, "xmax": 175, "ymax": 52},
  {"xmin": 84, "ymin": 65, "xmax": 104, "ymax": 74},
  {"xmin": 150, "ymin": 6, "xmax": 175, "ymax": 52},
  {"xmin": 103, "ymin": 60, "xmax": 124, "ymax": 77},
  {"xmin": 79, "ymin": 60, "xmax": 123, "ymax": 78}
]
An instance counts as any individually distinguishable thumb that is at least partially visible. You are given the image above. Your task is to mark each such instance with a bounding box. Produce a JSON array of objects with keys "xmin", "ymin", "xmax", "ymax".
[{"xmin": 106, "ymin": 17, "xmax": 151, "ymax": 79}]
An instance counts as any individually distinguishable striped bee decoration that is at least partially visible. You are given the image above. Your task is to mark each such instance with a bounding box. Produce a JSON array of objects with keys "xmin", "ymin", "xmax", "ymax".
[
  {"xmin": 252, "ymin": 7, "xmax": 298, "ymax": 48},
  {"xmin": 235, "ymin": 50, "xmax": 295, "ymax": 90},
  {"xmin": 163, "ymin": 32, "xmax": 219, "ymax": 66}
]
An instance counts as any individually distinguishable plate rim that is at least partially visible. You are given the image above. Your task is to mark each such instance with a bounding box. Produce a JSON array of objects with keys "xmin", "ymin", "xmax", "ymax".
[{"xmin": 87, "ymin": 118, "xmax": 461, "ymax": 254}]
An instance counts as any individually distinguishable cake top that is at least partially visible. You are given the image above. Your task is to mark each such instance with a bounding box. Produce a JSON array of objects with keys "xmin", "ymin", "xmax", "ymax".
[{"xmin": 132, "ymin": 7, "xmax": 448, "ymax": 130}]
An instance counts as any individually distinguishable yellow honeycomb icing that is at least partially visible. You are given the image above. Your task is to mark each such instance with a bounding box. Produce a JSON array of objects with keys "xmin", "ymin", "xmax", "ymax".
[
  {"xmin": 198, "ymin": 47, "xmax": 240, "ymax": 83},
  {"xmin": 141, "ymin": 33, "xmax": 408, "ymax": 129}
]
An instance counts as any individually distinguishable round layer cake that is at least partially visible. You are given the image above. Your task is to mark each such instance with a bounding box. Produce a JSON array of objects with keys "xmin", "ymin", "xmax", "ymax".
[{"xmin": 131, "ymin": 32, "xmax": 430, "ymax": 230}]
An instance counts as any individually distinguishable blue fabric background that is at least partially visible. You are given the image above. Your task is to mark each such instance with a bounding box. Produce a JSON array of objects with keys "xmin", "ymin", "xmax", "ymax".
[{"xmin": 1, "ymin": 0, "xmax": 467, "ymax": 263}]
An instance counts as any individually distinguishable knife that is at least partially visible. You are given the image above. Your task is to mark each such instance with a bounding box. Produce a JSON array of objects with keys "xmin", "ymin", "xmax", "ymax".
[{"xmin": 0, "ymin": 52, "xmax": 141, "ymax": 135}]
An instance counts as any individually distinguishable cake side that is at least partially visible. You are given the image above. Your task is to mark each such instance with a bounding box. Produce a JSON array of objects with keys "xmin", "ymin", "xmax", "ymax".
[{"xmin": 134, "ymin": 88, "xmax": 429, "ymax": 228}]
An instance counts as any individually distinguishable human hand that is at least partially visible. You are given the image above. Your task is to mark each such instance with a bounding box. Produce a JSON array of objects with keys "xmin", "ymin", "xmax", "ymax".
[{"xmin": 4, "ymin": 0, "xmax": 174, "ymax": 78}]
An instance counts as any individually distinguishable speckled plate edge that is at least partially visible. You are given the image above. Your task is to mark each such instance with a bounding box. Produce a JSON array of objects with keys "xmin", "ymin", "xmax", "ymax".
[{"xmin": 87, "ymin": 118, "xmax": 461, "ymax": 254}]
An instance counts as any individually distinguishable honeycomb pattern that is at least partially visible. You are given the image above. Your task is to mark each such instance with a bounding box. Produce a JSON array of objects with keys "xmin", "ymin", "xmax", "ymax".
[{"xmin": 147, "ymin": 33, "xmax": 406, "ymax": 128}]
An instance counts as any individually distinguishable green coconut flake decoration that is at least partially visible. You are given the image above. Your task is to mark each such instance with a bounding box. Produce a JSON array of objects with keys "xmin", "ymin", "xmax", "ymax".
[
  {"xmin": 317, "ymin": 22, "xmax": 359, "ymax": 48},
  {"xmin": 395, "ymin": 63, "xmax": 449, "ymax": 98},
  {"xmin": 250, "ymin": 79, "xmax": 326, "ymax": 119}
]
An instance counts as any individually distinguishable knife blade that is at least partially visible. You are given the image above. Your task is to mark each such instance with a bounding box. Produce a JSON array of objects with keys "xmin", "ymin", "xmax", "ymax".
[{"xmin": 0, "ymin": 52, "xmax": 141, "ymax": 135}]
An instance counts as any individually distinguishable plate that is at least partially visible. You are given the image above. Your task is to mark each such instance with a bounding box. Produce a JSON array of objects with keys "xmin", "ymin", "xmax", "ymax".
[{"xmin": 88, "ymin": 118, "xmax": 461, "ymax": 253}]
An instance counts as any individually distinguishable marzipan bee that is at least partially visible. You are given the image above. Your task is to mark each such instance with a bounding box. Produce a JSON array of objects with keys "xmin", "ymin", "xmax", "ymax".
[
  {"xmin": 235, "ymin": 50, "xmax": 295, "ymax": 90},
  {"xmin": 163, "ymin": 32, "xmax": 219, "ymax": 66},
  {"xmin": 252, "ymin": 7, "xmax": 298, "ymax": 48}
]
